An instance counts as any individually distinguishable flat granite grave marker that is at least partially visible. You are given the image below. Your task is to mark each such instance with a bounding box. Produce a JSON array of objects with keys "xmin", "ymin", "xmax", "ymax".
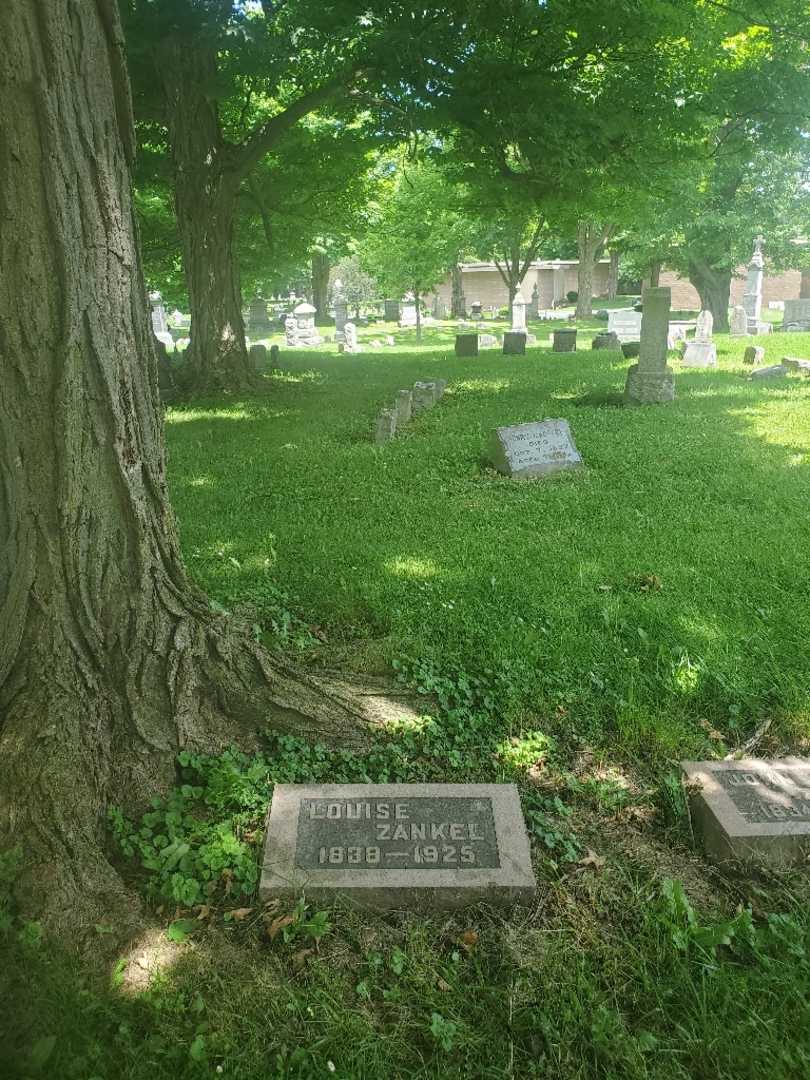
[
  {"xmin": 682, "ymin": 758, "xmax": 810, "ymax": 864},
  {"xmin": 490, "ymin": 418, "xmax": 583, "ymax": 479},
  {"xmin": 260, "ymin": 783, "xmax": 537, "ymax": 909},
  {"xmin": 455, "ymin": 333, "xmax": 479, "ymax": 358}
]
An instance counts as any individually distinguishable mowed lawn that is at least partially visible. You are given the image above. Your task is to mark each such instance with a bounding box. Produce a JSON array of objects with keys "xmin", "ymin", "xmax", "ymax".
[
  {"xmin": 167, "ymin": 330, "xmax": 810, "ymax": 762},
  {"xmin": 6, "ymin": 331, "xmax": 810, "ymax": 1080}
]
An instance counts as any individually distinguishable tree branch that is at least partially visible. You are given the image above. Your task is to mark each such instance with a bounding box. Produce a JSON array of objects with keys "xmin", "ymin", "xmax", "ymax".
[{"xmin": 236, "ymin": 75, "xmax": 348, "ymax": 178}]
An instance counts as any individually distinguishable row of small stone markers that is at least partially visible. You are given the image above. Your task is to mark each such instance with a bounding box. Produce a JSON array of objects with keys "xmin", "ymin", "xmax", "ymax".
[
  {"xmin": 374, "ymin": 379, "xmax": 447, "ymax": 444},
  {"xmin": 257, "ymin": 760, "xmax": 810, "ymax": 911}
]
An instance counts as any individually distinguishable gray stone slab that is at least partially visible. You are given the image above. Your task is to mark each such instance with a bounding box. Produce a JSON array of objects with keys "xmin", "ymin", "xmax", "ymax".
[
  {"xmin": 751, "ymin": 364, "xmax": 788, "ymax": 379},
  {"xmin": 395, "ymin": 389, "xmax": 412, "ymax": 426},
  {"xmin": 552, "ymin": 329, "xmax": 577, "ymax": 352},
  {"xmin": 503, "ymin": 331, "xmax": 526, "ymax": 355},
  {"xmin": 259, "ymin": 783, "xmax": 537, "ymax": 910},
  {"xmin": 743, "ymin": 345, "xmax": 765, "ymax": 365},
  {"xmin": 682, "ymin": 758, "xmax": 810, "ymax": 865},
  {"xmin": 490, "ymin": 418, "xmax": 583, "ymax": 479},
  {"xmin": 412, "ymin": 381, "xmax": 437, "ymax": 414},
  {"xmin": 782, "ymin": 356, "xmax": 810, "ymax": 375},
  {"xmin": 455, "ymin": 333, "xmax": 479, "ymax": 358},
  {"xmin": 374, "ymin": 408, "xmax": 397, "ymax": 445}
]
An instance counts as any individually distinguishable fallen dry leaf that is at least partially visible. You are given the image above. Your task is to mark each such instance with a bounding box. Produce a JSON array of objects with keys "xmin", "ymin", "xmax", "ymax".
[
  {"xmin": 578, "ymin": 849, "xmax": 607, "ymax": 871},
  {"xmin": 436, "ymin": 977, "xmax": 451, "ymax": 992},
  {"xmin": 227, "ymin": 907, "xmax": 253, "ymax": 922},
  {"xmin": 267, "ymin": 914, "xmax": 295, "ymax": 941},
  {"xmin": 459, "ymin": 930, "xmax": 479, "ymax": 952},
  {"xmin": 196, "ymin": 905, "xmax": 211, "ymax": 921},
  {"xmin": 698, "ymin": 718, "xmax": 725, "ymax": 742}
]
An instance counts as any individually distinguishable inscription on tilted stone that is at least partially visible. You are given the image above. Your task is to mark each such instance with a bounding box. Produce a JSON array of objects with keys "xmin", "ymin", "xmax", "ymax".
[
  {"xmin": 490, "ymin": 419, "xmax": 582, "ymax": 479},
  {"xmin": 716, "ymin": 767, "xmax": 810, "ymax": 824},
  {"xmin": 295, "ymin": 797, "xmax": 500, "ymax": 870}
]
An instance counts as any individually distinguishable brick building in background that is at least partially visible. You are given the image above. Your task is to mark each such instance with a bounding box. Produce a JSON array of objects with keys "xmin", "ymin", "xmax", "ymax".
[{"xmin": 647, "ymin": 267, "xmax": 810, "ymax": 309}]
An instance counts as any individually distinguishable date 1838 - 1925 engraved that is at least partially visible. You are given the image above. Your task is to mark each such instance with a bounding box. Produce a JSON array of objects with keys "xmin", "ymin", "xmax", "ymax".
[{"xmin": 295, "ymin": 797, "xmax": 500, "ymax": 870}]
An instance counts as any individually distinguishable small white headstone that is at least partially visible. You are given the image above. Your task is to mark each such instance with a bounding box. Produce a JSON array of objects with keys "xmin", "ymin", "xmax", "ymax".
[
  {"xmin": 490, "ymin": 419, "xmax": 583, "ymax": 479},
  {"xmin": 730, "ymin": 305, "xmax": 749, "ymax": 336},
  {"xmin": 607, "ymin": 309, "xmax": 642, "ymax": 342}
]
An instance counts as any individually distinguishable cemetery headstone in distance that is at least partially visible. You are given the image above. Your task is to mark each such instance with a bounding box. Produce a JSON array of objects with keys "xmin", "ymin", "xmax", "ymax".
[{"xmin": 260, "ymin": 783, "xmax": 537, "ymax": 910}]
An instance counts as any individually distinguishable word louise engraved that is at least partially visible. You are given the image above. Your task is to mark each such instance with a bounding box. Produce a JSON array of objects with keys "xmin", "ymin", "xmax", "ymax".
[{"xmin": 295, "ymin": 796, "xmax": 500, "ymax": 871}]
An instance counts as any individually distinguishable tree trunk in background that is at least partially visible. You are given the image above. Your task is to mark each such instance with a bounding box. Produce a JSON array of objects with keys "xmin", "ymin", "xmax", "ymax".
[
  {"xmin": 451, "ymin": 262, "xmax": 466, "ymax": 317},
  {"xmin": 0, "ymin": 0, "xmax": 396, "ymax": 938},
  {"xmin": 159, "ymin": 42, "xmax": 257, "ymax": 394},
  {"xmin": 801, "ymin": 270, "xmax": 810, "ymax": 299},
  {"xmin": 414, "ymin": 283, "xmax": 422, "ymax": 342},
  {"xmin": 575, "ymin": 221, "xmax": 610, "ymax": 319},
  {"xmin": 688, "ymin": 258, "xmax": 731, "ymax": 331},
  {"xmin": 311, "ymin": 252, "xmax": 330, "ymax": 322},
  {"xmin": 607, "ymin": 250, "xmax": 619, "ymax": 300},
  {"xmin": 649, "ymin": 260, "xmax": 662, "ymax": 288}
]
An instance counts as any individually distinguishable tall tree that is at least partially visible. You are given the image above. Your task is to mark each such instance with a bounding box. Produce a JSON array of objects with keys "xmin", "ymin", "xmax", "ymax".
[
  {"xmin": 0, "ymin": 0, "xmax": 394, "ymax": 933},
  {"xmin": 125, "ymin": 1, "xmax": 367, "ymax": 392},
  {"xmin": 361, "ymin": 157, "xmax": 468, "ymax": 340}
]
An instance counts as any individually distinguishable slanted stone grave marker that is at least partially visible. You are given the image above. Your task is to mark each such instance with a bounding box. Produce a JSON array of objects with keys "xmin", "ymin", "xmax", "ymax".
[
  {"xmin": 490, "ymin": 419, "xmax": 583, "ymax": 479},
  {"xmin": 743, "ymin": 345, "xmax": 765, "ymax": 365},
  {"xmin": 249, "ymin": 343, "xmax": 267, "ymax": 369},
  {"xmin": 374, "ymin": 409, "xmax": 397, "ymax": 445},
  {"xmin": 395, "ymin": 390, "xmax": 413, "ymax": 426},
  {"xmin": 260, "ymin": 783, "xmax": 537, "ymax": 909},
  {"xmin": 413, "ymin": 382, "xmax": 437, "ymax": 414},
  {"xmin": 682, "ymin": 758, "xmax": 810, "ymax": 865}
]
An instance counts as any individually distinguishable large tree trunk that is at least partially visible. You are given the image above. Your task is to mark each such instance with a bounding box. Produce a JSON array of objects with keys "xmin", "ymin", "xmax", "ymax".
[
  {"xmin": 800, "ymin": 269, "xmax": 810, "ymax": 299},
  {"xmin": 688, "ymin": 258, "xmax": 732, "ymax": 332},
  {"xmin": 649, "ymin": 260, "xmax": 662, "ymax": 288},
  {"xmin": 159, "ymin": 42, "xmax": 257, "ymax": 394},
  {"xmin": 607, "ymin": 250, "xmax": 619, "ymax": 300},
  {"xmin": 451, "ymin": 262, "xmax": 466, "ymax": 318},
  {"xmin": 311, "ymin": 252, "xmax": 330, "ymax": 322},
  {"xmin": 0, "ymin": 0, "xmax": 395, "ymax": 938},
  {"xmin": 414, "ymin": 282, "xmax": 422, "ymax": 342}
]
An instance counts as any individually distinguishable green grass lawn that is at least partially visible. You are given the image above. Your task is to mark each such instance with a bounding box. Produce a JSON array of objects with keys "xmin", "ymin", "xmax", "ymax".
[{"xmin": 5, "ymin": 329, "xmax": 810, "ymax": 1080}]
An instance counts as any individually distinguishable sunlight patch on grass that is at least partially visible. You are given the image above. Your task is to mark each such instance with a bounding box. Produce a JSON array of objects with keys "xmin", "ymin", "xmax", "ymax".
[
  {"xmin": 167, "ymin": 407, "xmax": 253, "ymax": 424},
  {"xmin": 385, "ymin": 555, "xmax": 441, "ymax": 579}
]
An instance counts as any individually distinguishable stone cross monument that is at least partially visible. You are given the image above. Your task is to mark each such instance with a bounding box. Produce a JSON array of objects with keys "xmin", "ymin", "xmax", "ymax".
[{"xmin": 624, "ymin": 286, "xmax": 675, "ymax": 404}]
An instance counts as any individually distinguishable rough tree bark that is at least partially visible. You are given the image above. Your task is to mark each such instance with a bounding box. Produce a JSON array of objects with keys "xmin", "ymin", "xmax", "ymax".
[
  {"xmin": 688, "ymin": 257, "xmax": 732, "ymax": 332},
  {"xmin": 311, "ymin": 253, "xmax": 330, "ymax": 322},
  {"xmin": 607, "ymin": 250, "xmax": 619, "ymax": 300},
  {"xmin": 575, "ymin": 221, "xmax": 612, "ymax": 319},
  {"xmin": 649, "ymin": 260, "xmax": 662, "ymax": 288},
  {"xmin": 0, "ymin": 0, "xmax": 397, "ymax": 938},
  {"xmin": 159, "ymin": 42, "xmax": 256, "ymax": 394},
  {"xmin": 450, "ymin": 262, "xmax": 466, "ymax": 318}
]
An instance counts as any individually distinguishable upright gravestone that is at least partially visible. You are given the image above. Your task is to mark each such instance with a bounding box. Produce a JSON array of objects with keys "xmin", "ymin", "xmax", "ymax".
[
  {"xmin": 294, "ymin": 302, "xmax": 322, "ymax": 346},
  {"xmin": 149, "ymin": 291, "xmax": 168, "ymax": 336},
  {"xmin": 511, "ymin": 292, "xmax": 528, "ymax": 334},
  {"xmin": 269, "ymin": 344, "xmax": 280, "ymax": 368},
  {"xmin": 529, "ymin": 283, "xmax": 540, "ymax": 320},
  {"xmin": 782, "ymin": 298, "xmax": 810, "ymax": 331},
  {"xmin": 470, "ymin": 300, "xmax": 482, "ymax": 319},
  {"xmin": 730, "ymin": 305, "xmax": 749, "ymax": 337},
  {"xmin": 455, "ymin": 334, "xmax": 479, "ymax": 358},
  {"xmin": 260, "ymin": 783, "xmax": 537, "ymax": 909},
  {"xmin": 607, "ymin": 309, "xmax": 643, "ymax": 343},
  {"xmin": 285, "ymin": 315, "xmax": 300, "ymax": 347},
  {"xmin": 681, "ymin": 309, "xmax": 717, "ymax": 368},
  {"xmin": 624, "ymin": 286, "xmax": 675, "ymax": 404},
  {"xmin": 384, "ymin": 299, "xmax": 400, "ymax": 322},
  {"xmin": 743, "ymin": 344, "xmax": 765, "ymax": 365},
  {"xmin": 682, "ymin": 758, "xmax": 810, "ymax": 865},
  {"xmin": 412, "ymin": 382, "xmax": 437, "ymax": 414},
  {"xmin": 344, "ymin": 322, "xmax": 361, "ymax": 353},
  {"xmin": 552, "ymin": 328, "xmax": 577, "ymax": 353},
  {"xmin": 249, "ymin": 296, "xmax": 272, "ymax": 336},
  {"xmin": 490, "ymin": 419, "xmax": 583, "ymax": 479},
  {"xmin": 591, "ymin": 331, "xmax": 621, "ymax": 351},
  {"xmin": 249, "ymin": 343, "xmax": 267, "ymax": 369},
  {"xmin": 503, "ymin": 331, "xmax": 526, "ymax": 355},
  {"xmin": 395, "ymin": 389, "xmax": 413, "ymax": 426},
  {"xmin": 743, "ymin": 236, "xmax": 770, "ymax": 335},
  {"xmin": 374, "ymin": 409, "xmax": 397, "ymax": 445},
  {"xmin": 333, "ymin": 282, "xmax": 348, "ymax": 344}
]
